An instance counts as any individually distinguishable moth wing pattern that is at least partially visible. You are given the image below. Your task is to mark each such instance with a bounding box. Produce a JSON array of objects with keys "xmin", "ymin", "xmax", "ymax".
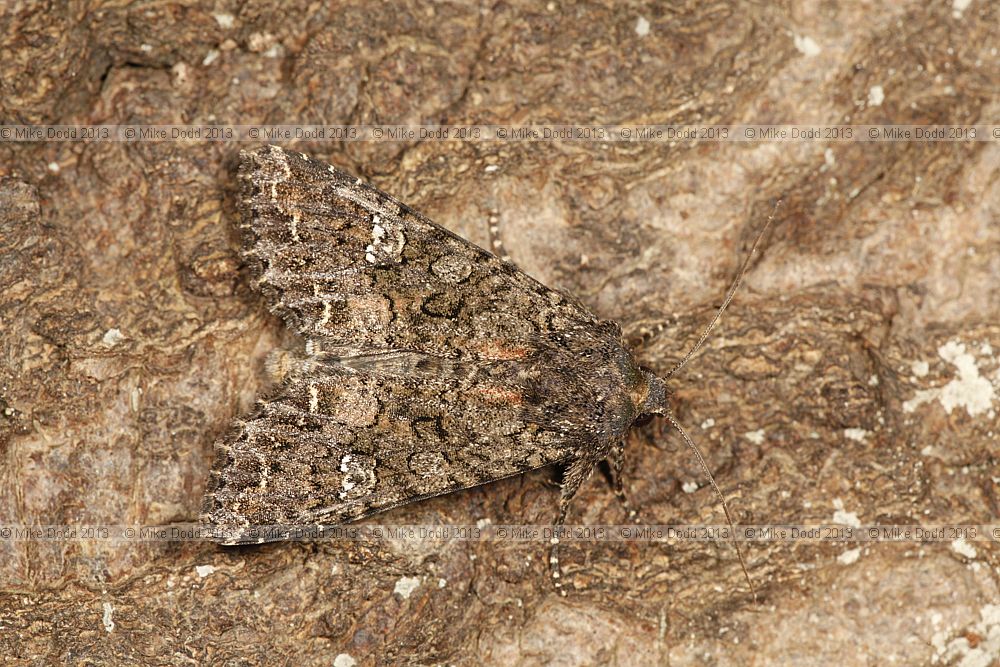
[
  {"xmin": 201, "ymin": 145, "xmax": 652, "ymax": 541},
  {"xmin": 201, "ymin": 351, "xmax": 602, "ymax": 541},
  {"xmin": 235, "ymin": 144, "xmax": 598, "ymax": 357}
]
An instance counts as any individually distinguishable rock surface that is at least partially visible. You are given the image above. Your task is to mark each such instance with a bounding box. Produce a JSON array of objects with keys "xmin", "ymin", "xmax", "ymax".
[{"xmin": 1, "ymin": 1, "xmax": 998, "ymax": 665}]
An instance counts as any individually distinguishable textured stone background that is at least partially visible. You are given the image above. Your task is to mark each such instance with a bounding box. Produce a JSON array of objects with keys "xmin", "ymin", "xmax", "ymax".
[{"xmin": 2, "ymin": 1, "xmax": 999, "ymax": 666}]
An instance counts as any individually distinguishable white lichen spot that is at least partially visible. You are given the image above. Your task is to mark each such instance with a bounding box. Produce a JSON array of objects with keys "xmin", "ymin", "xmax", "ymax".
[
  {"xmin": 484, "ymin": 164, "xmax": 499, "ymax": 173},
  {"xmin": 951, "ymin": 537, "xmax": 977, "ymax": 559},
  {"xmin": 682, "ymin": 481, "xmax": 699, "ymax": 494},
  {"xmin": 202, "ymin": 49, "xmax": 220, "ymax": 67},
  {"xmin": 140, "ymin": 43, "xmax": 152, "ymax": 53},
  {"xmin": 837, "ymin": 548, "xmax": 861, "ymax": 565},
  {"xmin": 333, "ymin": 654, "xmax": 357, "ymax": 667},
  {"xmin": 824, "ymin": 148, "xmax": 836, "ymax": 167},
  {"xmin": 247, "ymin": 32, "xmax": 278, "ymax": 51},
  {"xmin": 635, "ymin": 16, "xmax": 650, "ymax": 37},
  {"xmin": 476, "ymin": 517, "xmax": 492, "ymax": 529},
  {"xmin": 701, "ymin": 418, "xmax": 715, "ymax": 429},
  {"xmin": 101, "ymin": 602, "xmax": 115, "ymax": 633},
  {"xmin": 102, "ymin": 328, "xmax": 125, "ymax": 347},
  {"xmin": 952, "ymin": 0, "xmax": 972, "ymax": 18},
  {"xmin": 938, "ymin": 342, "xmax": 996, "ymax": 416},
  {"xmin": 903, "ymin": 341, "xmax": 996, "ymax": 417},
  {"xmin": 47, "ymin": 161, "xmax": 61, "ymax": 174},
  {"xmin": 213, "ymin": 13, "xmax": 235, "ymax": 29},
  {"xmin": 868, "ymin": 85, "xmax": 885, "ymax": 107},
  {"xmin": 832, "ymin": 498, "xmax": 861, "ymax": 527},
  {"xmin": 195, "ymin": 564, "xmax": 217, "ymax": 578},
  {"xmin": 438, "ymin": 578, "xmax": 447, "ymax": 588},
  {"xmin": 904, "ymin": 342, "xmax": 996, "ymax": 417},
  {"xmin": 903, "ymin": 388, "xmax": 938, "ymax": 413},
  {"xmin": 844, "ymin": 428, "xmax": 869, "ymax": 442},
  {"xmin": 932, "ymin": 629, "xmax": 950, "ymax": 656},
  {"xmin": 911, "ymin": 360, "xmax": 930, "ymax": 377},
  {"xmin": 939, "ymin": 604, "xmax": 1000, "ymax": 666},
  {"xmin": 744, "ymin": 429, "xmax": 765, "ymax": 445},
  {"xmin": 289, "ymin": 211, "xmax": 300, "ymax": 241},
  {"xmin": 794, "ymin": 34, "xmax": 822, "ymax": 57},
  {"xmin": 393, "ymin": 576, "xmax": 421, "ymax": 599},
  {"xmin": 171, "ymin": 62, "xmax": 190, "ymax": 87}
]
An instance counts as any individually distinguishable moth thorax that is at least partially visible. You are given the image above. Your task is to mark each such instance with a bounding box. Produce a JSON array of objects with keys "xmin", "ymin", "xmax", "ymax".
[
  {"xmin": 638, "ymin": 370, "xmax": 668, "ymax": 417},
  {"xmin": 265, "ymin": 349, "xmax": 299, "ymax": 383}
]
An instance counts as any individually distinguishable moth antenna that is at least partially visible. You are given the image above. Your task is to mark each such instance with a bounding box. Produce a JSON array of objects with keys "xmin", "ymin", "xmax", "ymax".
[
  {"xmin": 665, "ymin": 412, "xmax": 757, "ymax": 603},
  {"xmin": 664, "ymin": 201, "xmax": 780, "ymax": 380}
]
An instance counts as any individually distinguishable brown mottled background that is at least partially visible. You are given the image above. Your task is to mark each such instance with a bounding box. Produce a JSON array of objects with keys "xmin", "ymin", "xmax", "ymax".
[{"xmin": 2, "ymin": 1, "xmax": 999, "ymax": 665}]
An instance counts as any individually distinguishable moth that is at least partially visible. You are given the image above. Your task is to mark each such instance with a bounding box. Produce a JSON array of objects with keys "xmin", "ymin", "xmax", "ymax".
[{"xmin": 201, "ymin": 145, "xmax": 765, "ymax": 595}]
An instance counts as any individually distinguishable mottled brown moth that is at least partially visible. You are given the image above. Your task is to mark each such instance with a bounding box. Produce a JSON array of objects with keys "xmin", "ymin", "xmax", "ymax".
[{"xmin": 201, "ymin": 145, "xmax": 767, "ymax": 596}]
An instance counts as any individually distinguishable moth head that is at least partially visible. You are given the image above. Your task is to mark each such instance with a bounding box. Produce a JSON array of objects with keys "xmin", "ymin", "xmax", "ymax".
[{"xmin": 636, "ymin": 368, "xmax": 669, "ymax": 419}]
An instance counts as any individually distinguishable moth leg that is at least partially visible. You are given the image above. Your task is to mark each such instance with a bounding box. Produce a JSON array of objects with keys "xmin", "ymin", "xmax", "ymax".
[
  {"xmin": 550, "ymin": 455, "xmax": 597, "ymax": 595},
  {"xmin": 610, "ymin": 443, "xmax": 640, "ymax": 524},
  {"xmin": 486, "ymin": 210, "xmax": 512, "ymax": 262}
]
